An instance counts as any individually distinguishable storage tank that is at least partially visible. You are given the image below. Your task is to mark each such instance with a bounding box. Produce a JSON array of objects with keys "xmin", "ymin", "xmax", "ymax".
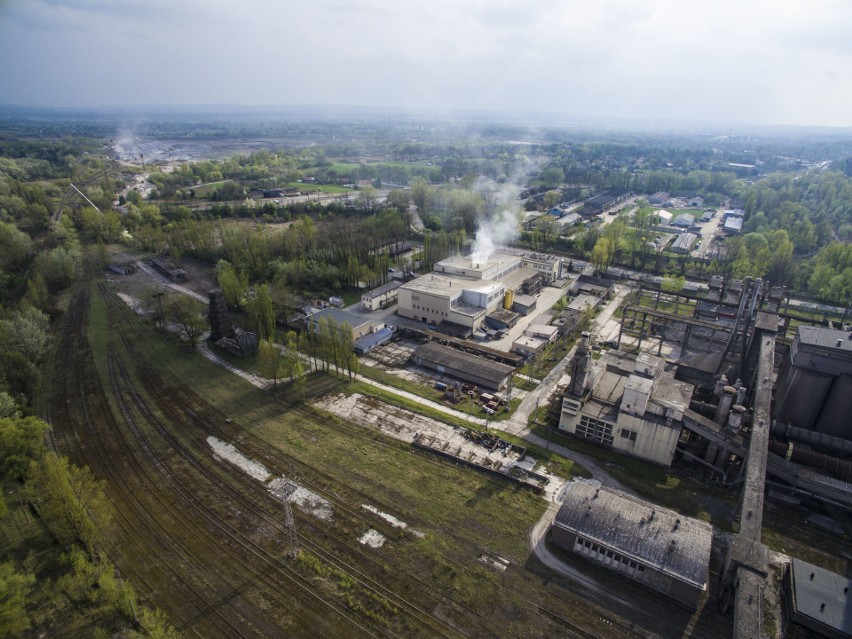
[
  {"xmin": 503, "ymin": 289, "xmax": 514, "ymax": 311},
  {"xmin": 727, "ymin": 405, "xmax": 747, "ymax": 433}
]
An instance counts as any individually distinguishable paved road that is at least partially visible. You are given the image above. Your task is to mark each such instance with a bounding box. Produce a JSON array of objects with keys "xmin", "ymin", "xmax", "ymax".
[{"xmin": 496, "ymin": 285, "xmax": 634, "ymax": 492}]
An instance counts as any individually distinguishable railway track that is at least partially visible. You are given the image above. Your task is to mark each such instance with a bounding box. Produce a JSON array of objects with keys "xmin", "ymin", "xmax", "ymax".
[
  {"xmin": 48, "ymin": 290, "xmax": 272, "ymax": 637},
  {"xmin": 50, "ymin": 289, "xmax": 383, "ymax": 638},
  {"xmin": 101, "ymin": 325, "xmax": 469, "ymax": 634},
  {"xmin": 93, "ymin": 281, "xmax": 725, "ymax": 639},
  {"xmin": 97, "ymin": 283, "xmax": 492, "ymax": 635}
]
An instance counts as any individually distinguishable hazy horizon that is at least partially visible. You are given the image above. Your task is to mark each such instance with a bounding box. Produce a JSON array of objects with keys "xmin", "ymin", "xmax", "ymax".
[{"xmin": 2, "ymin": 1, "xmax": 852, "ymax": 129}]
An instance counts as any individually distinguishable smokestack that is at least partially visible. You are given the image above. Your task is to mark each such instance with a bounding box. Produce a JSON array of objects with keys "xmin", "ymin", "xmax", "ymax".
[
  {"xmin": 567, "ymin": 332, "xmax": 592, "ymax": 398},
  {"xmin": 715, "ymin": 386, "xmax": 736, "ymax": 426}
]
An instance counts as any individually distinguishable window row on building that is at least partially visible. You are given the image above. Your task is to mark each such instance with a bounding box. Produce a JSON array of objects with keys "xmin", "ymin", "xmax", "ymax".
[
  {"xmin": 573, "ymin": 536, "xmax": 672, "ymax": 594},
  {"xmin": 576, "ymin": 414, "xmax": 614, "ymax": 446}
]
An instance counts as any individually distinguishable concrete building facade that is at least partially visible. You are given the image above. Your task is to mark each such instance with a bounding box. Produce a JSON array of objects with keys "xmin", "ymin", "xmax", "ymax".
[
  {"xmin": 398, "ymin": 250, "xmax": 564, "ymax": 335},
  {"xmin": 361, "ymin": 281, "xmax": 402, "ymax": 311},
  {"xmin": 559, "ymin": 349, "xmax": 694, "ymax": 466}
]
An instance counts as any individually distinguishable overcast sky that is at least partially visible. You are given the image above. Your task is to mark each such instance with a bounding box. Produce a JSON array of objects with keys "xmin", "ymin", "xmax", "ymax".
[{"xmin": 1, "ymin": 0, "xmax": 851, "ymax": 128}]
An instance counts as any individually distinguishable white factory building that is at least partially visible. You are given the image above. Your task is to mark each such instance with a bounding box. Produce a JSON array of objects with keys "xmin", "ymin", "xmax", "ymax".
[{"xmin": 397, "ymin": 251, "xmax": 563, "ymax": 336}]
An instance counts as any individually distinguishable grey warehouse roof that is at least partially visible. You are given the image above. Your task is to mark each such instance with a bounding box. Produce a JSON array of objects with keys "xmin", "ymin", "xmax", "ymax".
[
  {"xmin": 411, "ymin": 342, "xmax": 514, "ymax": 386},
  {"xmin": 797, "ymin": 326, "xmax": 852, "ymax": 353},
  {"xmin": 554, "ymin": 481, "xmax": 712, "ymax": 589}
]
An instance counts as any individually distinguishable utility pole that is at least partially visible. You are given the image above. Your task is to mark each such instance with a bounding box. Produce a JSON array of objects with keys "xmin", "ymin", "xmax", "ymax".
[{"xmin": 283, "ymin": 499, "xmax": 299, "ymax": 559}]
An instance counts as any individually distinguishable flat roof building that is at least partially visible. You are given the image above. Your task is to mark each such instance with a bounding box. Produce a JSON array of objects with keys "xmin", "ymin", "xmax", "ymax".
[
  {"xmin": 399, "ymin": 249, "xmax": 564, "ymax": 335},
  {"xmin": 551, "ymin": 480, "xmax": 713, "ymax": 608},
  {"xmin": 786, "ymin": 558, "xmax": 852, "ymax": 639},
  {"xmin": 306, "ymin": 308, "xmax": 375, "ymax": 340},
  {"xmin": 560, "ymin": 349, "xmax": 694, "ymax": 466},
  {"xmin": 774, "ymin": 326, "xmax": 852, "ymax": 438}
]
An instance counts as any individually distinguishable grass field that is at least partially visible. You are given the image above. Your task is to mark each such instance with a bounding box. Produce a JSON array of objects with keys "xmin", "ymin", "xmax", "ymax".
[{"xmin": 70, "ymin": 280, "xmax": 792, "ymax": 637}]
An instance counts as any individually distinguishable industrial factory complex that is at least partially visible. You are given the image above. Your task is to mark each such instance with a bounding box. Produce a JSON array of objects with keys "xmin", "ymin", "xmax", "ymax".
[
  {"xmin": 195, "ymin": 238, "xmax": 852, "ymax": 639},
  {"xmin": 393, "ymin": 244, "xmax": 851, "ymax": 637}
]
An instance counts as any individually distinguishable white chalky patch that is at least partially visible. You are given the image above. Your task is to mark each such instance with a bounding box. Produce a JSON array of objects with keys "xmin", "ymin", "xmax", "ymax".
[
  {"xmin": 478, "ymin": 554, "xmax": 509, "ymax": 572},
  {"xmin": 359, "ymin": 529, "xmax": 386, "ymax": 548},
  {"xmin": 361, "ymin": 504, "xmax": 407, "ymax": 529},
  {"xmin": 116, "ymin": 292, "xmax": 145, "ymax": 314},
  {"xmin": 206, "ymin": 436, "xmax": 271, "ymax": 482}
]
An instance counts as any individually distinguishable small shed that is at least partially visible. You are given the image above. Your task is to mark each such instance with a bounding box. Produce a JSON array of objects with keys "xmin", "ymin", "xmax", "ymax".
[
  {"xmin": 512, "ymin": 294, "xmax": 537, "ymax": 316},
  {"xmin": 670, "ymin": 213, "xmax": 695, "ymax": 228},
  {"xmin": 513, "ymin": 335, "xmax": 549, "ymax": 357},
  {"xmin": 652, "ymin": 209, "xmax": 673, "ymax": 225}
]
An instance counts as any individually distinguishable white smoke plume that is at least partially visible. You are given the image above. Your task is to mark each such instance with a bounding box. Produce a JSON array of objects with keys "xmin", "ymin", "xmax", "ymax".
[
  {"xmin": 468, "ymin": 175, "xmax": 525, "ymax": 266},
  {"xmin": 469, "ymin": 208, "xmax": 520, "ymax": 266}
]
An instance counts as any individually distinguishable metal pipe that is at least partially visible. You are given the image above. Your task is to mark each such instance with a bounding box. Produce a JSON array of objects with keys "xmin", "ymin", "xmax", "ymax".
[
  {"xmin": 768, "ymin": 440, "xmax": 852, "ymax": 480},
  {"xmin": 715, "ymin": 385, "xmax": 736, "ymax": 426},
  {"xmin": 770, "ymin": 421, "xmax": 852, "ymax": 457}
]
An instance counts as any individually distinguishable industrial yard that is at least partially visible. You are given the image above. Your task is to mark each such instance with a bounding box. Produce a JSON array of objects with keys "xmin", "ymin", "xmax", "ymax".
[{"xmin": 36, "ymin": 266, "xmax": 755, "ymax": 638}]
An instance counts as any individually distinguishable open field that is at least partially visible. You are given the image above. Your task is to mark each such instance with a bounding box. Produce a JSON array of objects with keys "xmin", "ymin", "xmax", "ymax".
[{"xmin": 42, "ymin": 274, "xmax": 746, "ymax": 637}]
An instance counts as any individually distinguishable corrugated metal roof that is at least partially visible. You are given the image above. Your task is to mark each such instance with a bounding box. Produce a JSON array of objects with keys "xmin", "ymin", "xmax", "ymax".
[
  {"xmin": 412, "ymin": 342, "xmax": 514, "ymax": 386},
  {"xmin": 354, "ymin": 327, "xmax": 394, "ymax": 353},
  {"xmin": 554, "ymin": 481, "xmax": 712, "ymax": 589}
]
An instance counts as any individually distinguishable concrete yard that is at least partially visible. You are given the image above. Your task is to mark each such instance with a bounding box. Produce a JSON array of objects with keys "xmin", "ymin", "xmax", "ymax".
[{"xmin": 313, "ymin": 392, "xmax": 565, "ymax": 500}]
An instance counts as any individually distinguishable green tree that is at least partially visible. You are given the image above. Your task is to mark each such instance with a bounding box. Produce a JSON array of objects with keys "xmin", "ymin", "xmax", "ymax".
[
  {"xmin": 0, "ymin": 306, "xmax": 50, "ymax": 364},
  {"xmin": 591, "ymin": 236, "xmax": 615, "ymax": 275},
  {"xmin": 166, "ymin": 296, "xmax": 206, "ymax": 348},
  {"xmin": 0, "ymin": 393, "xmax": 19, "ymax": 419},
  {"xmin": 0, "ymin": 562, "xmax": 35, "ymax": 638},
  {"xmin": 540, "ymin": 167, "xmax": 565, "ymax": 188},
  {"xmin": 257, "ymin": 339, "xmax": 284, "ymax": 389},
  {"xmin": 244, "ymin": 284, "xmax": 275, "ymax": 340},
  {"xmin": 0, "ymin": 221, "xmax": 32, "ymax": 271},
  {"xmin": 0, "ymin": 416, "xmax": 49, "ymax": 481},
  {"xmin": 214, "ymin": 260, "xmax": 248, "ymax": 309},
  {"xmin": 543, "ymin": 190, "xmax": 562, "ymax": 211},
  {"xmin": 292, "ymin": 359, "xmax": 306, "ymax": 400},
  {"xmin": 24, "ymin": 273, "xmax": 50, "ymax": 311},
  {"xmin": 27, "ymin": 453, "xmax": 111, "ymax": 557},
  {"xmin": 133, "ymin": 608, "xmax": 182, "ymax": 639}
]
